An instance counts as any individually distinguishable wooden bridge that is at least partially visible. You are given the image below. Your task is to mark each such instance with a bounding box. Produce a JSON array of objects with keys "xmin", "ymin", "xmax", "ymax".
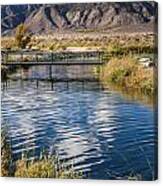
[{"xmin": 1, "ymin": 50, "xmax": 108, "ymax": 66}]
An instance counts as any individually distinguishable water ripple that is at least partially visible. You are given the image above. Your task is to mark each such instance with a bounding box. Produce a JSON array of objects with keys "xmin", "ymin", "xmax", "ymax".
[{"xmin": 1, "ymin": 67, "xmax": 156, "ymax": 180}]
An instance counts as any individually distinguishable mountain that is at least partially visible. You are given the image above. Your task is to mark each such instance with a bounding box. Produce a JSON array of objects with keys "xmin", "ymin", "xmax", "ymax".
[{"xmin": 1, "ymin": 2, "xmax": 158, "ymax": 35}]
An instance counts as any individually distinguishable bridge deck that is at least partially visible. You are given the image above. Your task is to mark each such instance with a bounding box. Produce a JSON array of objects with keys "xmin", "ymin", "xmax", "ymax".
[
  {"xmin": 8, "ymin": 77, "xmax": 99, "ymax": 82},
  {"xmin": 1, "ymin": 60, "xmax": 104, "ymax": 66}
]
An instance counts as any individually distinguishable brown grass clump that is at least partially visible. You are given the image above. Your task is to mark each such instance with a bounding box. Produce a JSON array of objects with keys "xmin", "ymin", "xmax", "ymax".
[
  {"xmin": 14, "ymin": 159, "xmax": 55, "ymax": 178},
  {"xmin": 102, "ymin": 56, "xmax": 155, "ymax": 94},
  {"xmin": 14, "ymin": 156, "xmax": 82, "ymax": 179}
]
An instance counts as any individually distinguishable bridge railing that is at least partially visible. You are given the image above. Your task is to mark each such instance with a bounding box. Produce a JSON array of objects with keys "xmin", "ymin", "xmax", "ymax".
[{"xmin": 1, "ymin": 50, "xmax": 109, "ymax": 64}]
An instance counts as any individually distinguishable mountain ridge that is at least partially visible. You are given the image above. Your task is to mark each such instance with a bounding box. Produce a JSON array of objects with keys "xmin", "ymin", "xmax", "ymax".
[{"xmin": 1, "ymin": 2, "xmax": 158, "ymax": 35}]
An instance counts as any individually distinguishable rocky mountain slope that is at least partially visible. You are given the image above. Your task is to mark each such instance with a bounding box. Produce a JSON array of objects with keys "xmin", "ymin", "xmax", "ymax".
[{"xmin": 1, "ymin": 2, "xmax": 157, "ymax": 35}]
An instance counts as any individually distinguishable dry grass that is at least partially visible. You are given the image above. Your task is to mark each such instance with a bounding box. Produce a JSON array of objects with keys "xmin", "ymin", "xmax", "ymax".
[
  {"xmin": 1, "ymin": 32, "xmax": 156, "ymax": 54},
  {"xmin": 101, "ymin": 56, "xmax": 155, "ymax": 94},
  {"xmin": 15, "ymin": 157, "xmax": 82, "ymax": 179}
]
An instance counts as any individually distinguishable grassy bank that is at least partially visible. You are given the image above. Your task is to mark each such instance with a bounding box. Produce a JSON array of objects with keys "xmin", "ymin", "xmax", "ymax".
[
  {"xmin": 1, "ymin": 129, "xmax": 82, "ymax": 178},
  {"xmin": 101, "ymin": 56, "xmax": 156, "ymax": 95}
]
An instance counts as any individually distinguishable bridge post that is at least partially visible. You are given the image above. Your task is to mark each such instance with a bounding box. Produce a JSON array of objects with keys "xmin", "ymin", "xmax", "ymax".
[
  {"xmin": 51, "ymin": 80, "xmax": 54, "ymax": 90},
  {"xmin": 3, "ymin": 52, "xmax": 8, "ymax": 63},
  {"xmin": 51, "ymin": 53, "xmax": 53, "ymax": 62},
  {"xmin": 2, "ymin": 81, "xmax": 5, "ymax": 91},
  {"xmin": 36, "ymin": 80, "xmax": 39, "ymax": 88},
  {"xmin": 82, "ymin": 81, "xmax": 84, "ymax": 90},
  {"xmin": 49, "ymin": 65, "xmax": 52, "ymax": 79},
  {"xmin": 36, "ymin": 53, "xmax": 38, "ymax": 62},
  {"xmin": 66, "ymin": 81, "xmax": 69, "ymax": 89},
  {"xmin": 5, "ymin": 52, "xmax": 8, "ymax": 63},
  {"xmin": 66, "ymin": 53, "xmax": 68, "ymax": 64},
  {"xmin": 21, "ymin": 53, "xmax": 23, "ymax": 62},
  {"xmin": 20, "ymin": 79, "xmax": 24, "ymax": 88}
]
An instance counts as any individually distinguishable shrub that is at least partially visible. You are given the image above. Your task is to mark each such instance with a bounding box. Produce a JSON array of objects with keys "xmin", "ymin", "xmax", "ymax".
[{"xmin": 15, "ymin": 24, "xmax": 31, "ymax": 49}]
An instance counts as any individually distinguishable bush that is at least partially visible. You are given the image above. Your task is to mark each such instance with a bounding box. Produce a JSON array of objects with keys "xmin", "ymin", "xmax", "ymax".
[{"xmin": 15, "ymin": 24, "xmax": 31, "ymax": 49}]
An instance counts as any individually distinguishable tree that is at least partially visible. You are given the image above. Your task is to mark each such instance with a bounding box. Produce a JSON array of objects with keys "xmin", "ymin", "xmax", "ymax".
[{"xmin": 15, "ymin": 24, "xmax": 31, "ymax": 49}]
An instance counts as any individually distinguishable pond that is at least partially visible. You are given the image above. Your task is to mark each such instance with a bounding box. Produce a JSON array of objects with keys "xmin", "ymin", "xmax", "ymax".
[{"xmin": 1, "ymin": 65, "xmax": 157, "ymax": 180}]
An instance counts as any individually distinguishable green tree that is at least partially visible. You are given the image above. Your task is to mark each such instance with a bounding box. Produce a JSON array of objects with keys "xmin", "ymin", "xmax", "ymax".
[{"xmin": 15, "ymin": 24, "xmax": 31, "ymax": 49}]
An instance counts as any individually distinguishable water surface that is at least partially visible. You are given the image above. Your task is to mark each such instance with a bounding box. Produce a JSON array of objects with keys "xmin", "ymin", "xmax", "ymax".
[{"xmin": 1, "ymin": 65, "xmax": 157, "ymax": 180}]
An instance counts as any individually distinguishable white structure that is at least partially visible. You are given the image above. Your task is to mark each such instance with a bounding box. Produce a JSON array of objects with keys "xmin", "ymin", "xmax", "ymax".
[
  {"xmin": 138, "ymin": 57, "xmax": 153, "ymax": 67},
  {"xmin": 66, "ymin": 47, "xmax": 101, "ymax": 52}
]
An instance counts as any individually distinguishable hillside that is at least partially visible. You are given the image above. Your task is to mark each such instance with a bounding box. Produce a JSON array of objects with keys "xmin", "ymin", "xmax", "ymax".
[{"xmin": 1, "ymin": 2, "xmax": 157, "ymax": 35}]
